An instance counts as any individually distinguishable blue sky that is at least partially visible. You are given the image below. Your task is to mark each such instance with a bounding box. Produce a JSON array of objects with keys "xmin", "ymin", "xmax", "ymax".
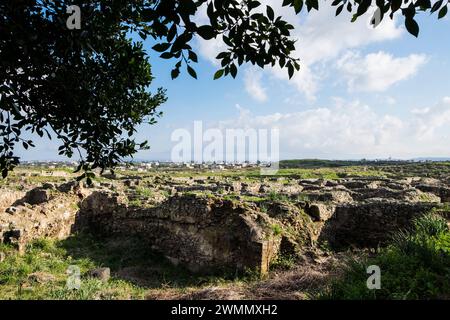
[{"xmin": 20, "ymin": 3, "xmax": 450, "ymax": 161}]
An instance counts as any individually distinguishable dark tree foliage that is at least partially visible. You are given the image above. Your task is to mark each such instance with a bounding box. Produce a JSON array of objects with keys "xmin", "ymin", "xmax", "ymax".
[
  {"xmin": 1, "ymin": 0, "xmax": 446, "ymax": 179},
  {"xmin": 0, "ymin": 0, "xmax": 167, "ymax": 180},
  {"xmin": 327, "ymin": 0, "xmax": 449, "ymax": 37}
]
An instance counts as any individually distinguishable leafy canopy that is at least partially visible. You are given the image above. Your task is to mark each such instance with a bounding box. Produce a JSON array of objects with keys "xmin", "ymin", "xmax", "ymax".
[{"xmin": 1, "ymin": 0, "xmax": 446, "ymax": 178}]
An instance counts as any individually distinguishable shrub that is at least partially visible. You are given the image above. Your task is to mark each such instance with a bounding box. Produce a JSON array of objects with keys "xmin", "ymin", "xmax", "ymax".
[
  {"xmin": 319, "ymin": 213, "xmax": 450, "ymax": 300},
  {"xmin": 267, "ymin": 191, "xmax": 289, "ymax": 202},
  {"xmin": 271, "ymin": 224, "xmax": 283, "ymax": 236},
  {"xmin": 270, "ymin": 254, "xmax": 297, "ymax": 271}
]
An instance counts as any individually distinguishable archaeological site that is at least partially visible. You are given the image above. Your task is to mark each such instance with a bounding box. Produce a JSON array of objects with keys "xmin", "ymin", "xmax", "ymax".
[{"xmin": 1, "ymin": 161, "xmax": 449, "ymax": 300}]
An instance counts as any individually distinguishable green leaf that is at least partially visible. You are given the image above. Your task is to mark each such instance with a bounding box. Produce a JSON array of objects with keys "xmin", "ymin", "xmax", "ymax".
[
  {"xmin": 306, "ymin": 0, "xmax": 318, "ymax": 11},
  {"xmin": 196, "ymin": 25, "xmax": 215, "ymax": 40},
  {"xmin": 391, "ymin": 0, "xmax": 402, "ymax": 12},
  {"xmin": 431, "ymin": 0, "xmax": 444, "ymax": 13},
  {"xmin": 287, "ymin": 63, "xmax": 294, "ymax": 79},
  {"xmin": 438, "ymin": 5, "xmax": 448, "ymax": 19},
  {"xmin": 230, "ymin": 64, "xmax": 237, "ymax": 78},
  {"xmin": 356, "ymin": 0, "xmax": 371, "ymax": 17},
  {"xmin": 171, "ymin": 67, "xmax": 180, "ymax": 79},
  {"xmin": 152, "ymin": 43, "xmax": 171, "ymax": 52},
  {"xmin": 160, "ymin": 52, "xmax": 173, "ymax": 59},
  {"xmin": 187, "ymin": 65, "xmax": 197, "ymax": 79},
  {"xmin": 188, "ymin": 50, "xmax": 198, "ymax": 63},
  {"xmin": 405, "ymin": 18, "xmax": 419, "ymax": 37},
  {"xmin": 267, "ymin": 6, "xmax": 275, "ymax": 20},
  {"xmin": 293, "ymin": 0, "xmax": 304, "ymax": 13},
  {"xmin": 213, "ymin": 69, "xmax": 224, "ymax": 80}
]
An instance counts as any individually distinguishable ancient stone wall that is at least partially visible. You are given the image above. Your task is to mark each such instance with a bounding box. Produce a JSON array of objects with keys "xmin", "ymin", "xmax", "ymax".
[
  {"xmin": 0, "ymin": 186, "xmax": 81, "ymax": 252},
  {"xmin": 319, "ymin": 200, "xmax": 438, "ymax": 248},
  {"xmin": 2, "ymin": 173, "xmax": 449, "ymax": 274},
  {"xmin": 77, "ymin": 192, "xmax": 281, "ymax": 274}
]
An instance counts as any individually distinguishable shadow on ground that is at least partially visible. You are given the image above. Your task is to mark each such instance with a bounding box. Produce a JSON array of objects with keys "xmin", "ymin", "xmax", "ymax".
[
  {"xmin": 0, "ymin": 232, "xmax": 344, "ymax": 300},
  {"xmin": 57, "ymin": 233, "xmax": 342, "ymax": 300},
  {"xmin": 58, "ymin": 233, "xmax": 228, "ymax": 290}
]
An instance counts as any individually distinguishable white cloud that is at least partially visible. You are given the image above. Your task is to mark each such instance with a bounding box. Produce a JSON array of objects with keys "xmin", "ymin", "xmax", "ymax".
[
  {"xmin": 386, "ymin": 96, "xmax": 397, "ymax": 105},
  {"xmin": 217, "ymin": 97, "xmax": 450, "ymax": 159},
  {"xmin": 336, "ymin": 51, "xmax": 427, "ymax": 92},
  {"xmin": 289, "ymin": 4, "xmax": 403, "ymax": 64},
  {"xmin": 197, "ymin": 35, "xmax": 226, "ymax": 66},
  {"xmin": 411, "ymin": 98, "xmax": 450, "ymax": 141},
  {"xmin": 195, "ymin": 2, "xmax": 426, "ymax": 100},
  {"xmin": 243, "ymin": 68, "xmax": 268, "ymax": 102},
  {"xmin": 271, "ymin": 4, "xmax": 405, "ymax": 99}
]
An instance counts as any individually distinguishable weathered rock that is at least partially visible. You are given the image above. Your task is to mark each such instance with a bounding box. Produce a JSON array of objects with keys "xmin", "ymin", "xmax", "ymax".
[
  {"xmin": 259, "ymin": 184, "xmax": 272, "ymax": 193},
  {"xmin": 0, "ymin": 251, "xmax": 5, "ymax": 262},
  {"xmin": 57, "ymin": 180, "xmax": 83, "ymax": 193},
  {"xmin": 0, "ymin": 190, "xmax": 25, "ymax": 210},
  {"xmin": 2, "ymin": 172, "xmax": 448, "ymax": 277},
  {"xmin": 23, "ymin": 187, "xmax": 51, "ymax": 205},
  {"xmin": 263, "ymin": 201, "xmax": 319, "ymax": 250},
  {"xmin": 300, "ymin": 179, "xmax": 324, "ymax": 186},
  {"xmin": 42, "ymin": 183, "xmax": 56, "ymax": 190},
  {"xmin": 341, "ymin": 180, "xmax": 369, "ymax": 189},
  {"xmin": 0, "ymin": 192, "xmax": 79, "ymax": 247},
  {"xmin": 88, "ymin": 267, "xmax": 111, "ymax": 282},
  {"xmin": 313, "ymin": 190, "xmax": 353, "ymax": 203},
  {"xmin": 324, "ymin": 180, "xmax": 339, "ymax": 187},
  {"xmin": 241, "ymin": 182, "xmax": 261, "ymax": 194},
  {"xmin": 28, "ymin": 272, "xmax": 56, "ymax": 284},
  {"xmin": 5, "ymin": 206, "xmax": 18, "ymax": 215},
  {"xmin": 305, "ymin": 203, "xmax": 335, "ymax": 222}
]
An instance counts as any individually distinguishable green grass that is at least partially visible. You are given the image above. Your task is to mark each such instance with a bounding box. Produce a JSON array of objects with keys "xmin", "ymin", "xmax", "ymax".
[
  {"xmin": 0, "ymin": 236, "xmax": 147, "ymax": 300},
  {"xmin": 270, "ymin": 254, "xmax": 297, "ymax": 271},
  {"xmin": 0, "ymin": 233, "xmax": 262, "ymax": 300},
  {"xmin": 135, "ymin": 186, "xmax": 154, "ymax": 198},
  {"xmin": 418, "ymin": 193, "xmax": 438, "ymax": 203},
  {"xmin": 267, "ymin": 191, "xmax": 290, "ymax": 202},
  {"xmin": 239, "ymin": 195, "xmax": 265, "ymax": 202},
  {"xmin": 319, "ymin": 213, "xmax": 450, "ymax": 300},
  {"xmin": 128, "ymin": 199, "xmax": 142, "ymax": 207},
  {"xmin": 295, "ymin": 193, "xmax": 310, "ymax": 202},
  {"xmin": 271, "ymin": 224, "xmax": 283, "ymax": 236}
]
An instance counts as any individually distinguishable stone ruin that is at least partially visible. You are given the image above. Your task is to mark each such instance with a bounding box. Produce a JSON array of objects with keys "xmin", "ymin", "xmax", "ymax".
[
  {"xmin": 77, "ymin": 191, "xmax": 283, "ymax": 274},
  {"xmin": 1, "ymin": 174, "xmax": 450, "ymax": 275}
]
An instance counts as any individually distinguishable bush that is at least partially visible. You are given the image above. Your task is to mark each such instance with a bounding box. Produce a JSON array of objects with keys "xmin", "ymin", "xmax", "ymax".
[
  {"xmin": 320, "ymin": 214, "xmax": 450, "ymax": 300},
  {"xmin": 267, "ymin": 191, "xmax": 289, "ymax": 202}
]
